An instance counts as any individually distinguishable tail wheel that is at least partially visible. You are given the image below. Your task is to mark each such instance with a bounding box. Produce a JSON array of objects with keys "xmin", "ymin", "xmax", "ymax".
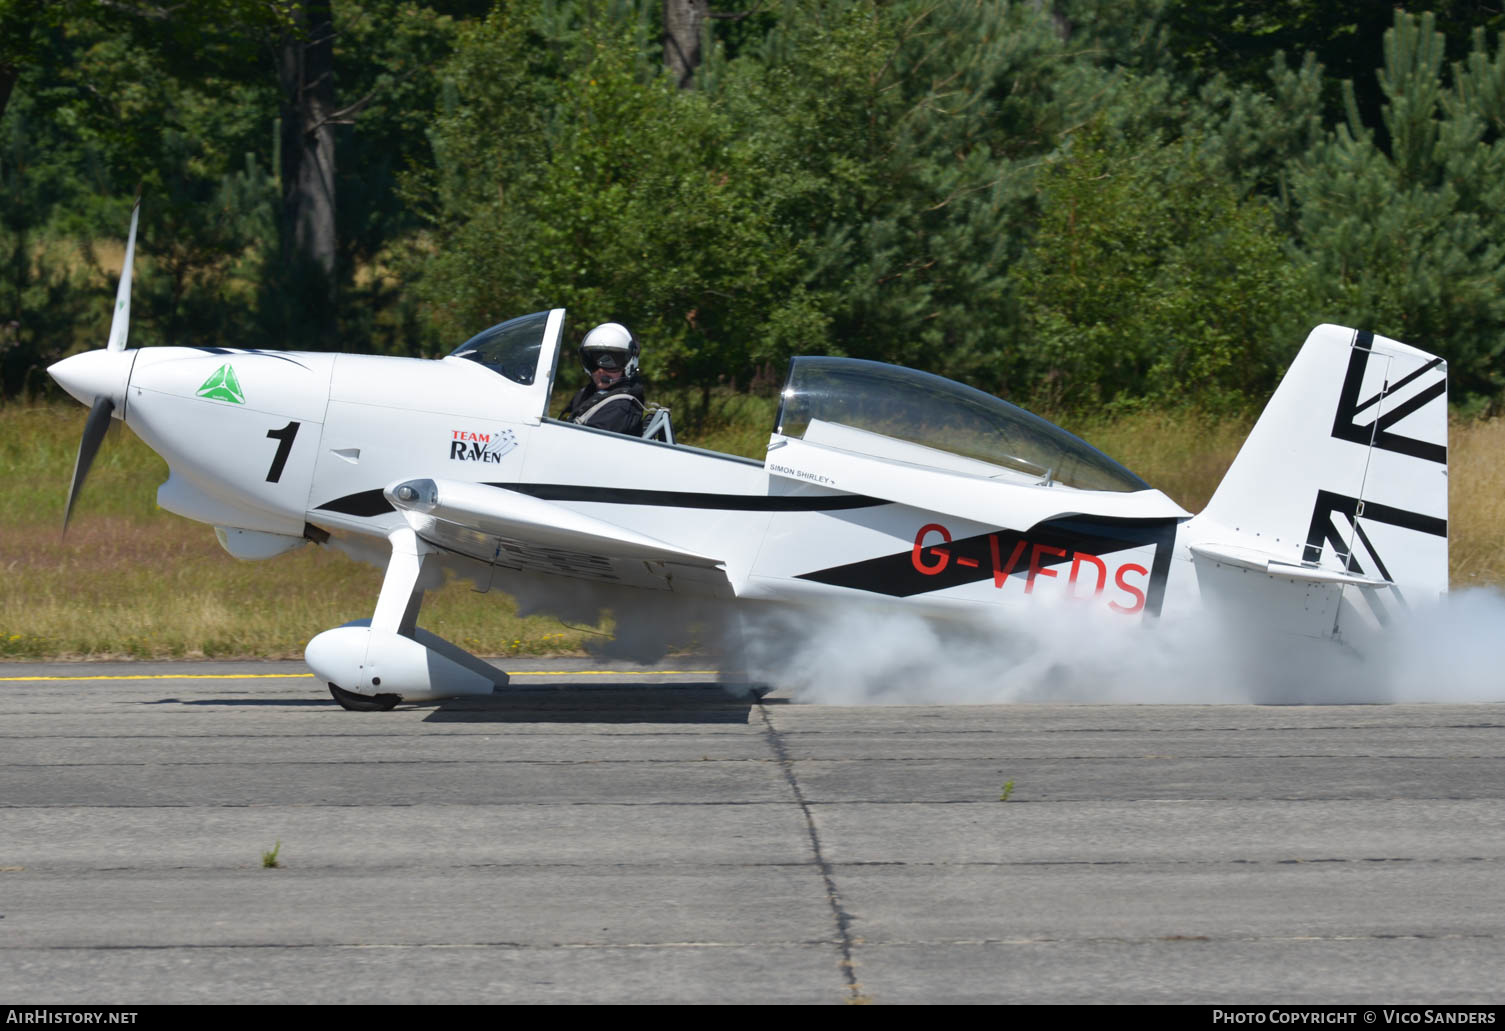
[{"xmin": 328, "ymin": 683, "xmax": 400, "ymax": 712}]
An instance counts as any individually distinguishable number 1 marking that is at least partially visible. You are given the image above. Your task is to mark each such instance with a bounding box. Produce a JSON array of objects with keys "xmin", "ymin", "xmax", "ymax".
[{"xmin": 265, "ymin": 421, "xmax": 301, "ymax": 483}]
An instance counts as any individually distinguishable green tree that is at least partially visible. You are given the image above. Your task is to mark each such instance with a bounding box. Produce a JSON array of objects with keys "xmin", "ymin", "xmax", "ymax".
[
  {"xmin": 0, "ymin": 104, "xmax": 97, "ymax": 396},
  {"xmin": 413, "ymin": 0, "xmax": 1138, "ymax": 411},
  {"xmin": 415, "ymin": 1, "xmax": 790, "ymax": 417},
  {"xmin": 1287, "ymin": 10, "xmax": 1505, "ymax": 403},
  {"xmin": 1012, "ymin": 111, "xmax": 1309, "ymax": 412},
  {"xmin": 0, "ymin": 0, "xmax": 482, "ymax": 396}
]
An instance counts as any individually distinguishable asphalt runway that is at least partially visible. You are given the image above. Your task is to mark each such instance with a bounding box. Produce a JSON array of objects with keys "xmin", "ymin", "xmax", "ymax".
[{"xmin": 1, "ymin": 659, "xmax": 1502, "ymax": 1005}]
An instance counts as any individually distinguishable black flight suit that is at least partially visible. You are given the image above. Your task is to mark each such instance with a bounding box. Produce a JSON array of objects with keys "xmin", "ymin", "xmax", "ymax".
[{"xmin": 560, "ymin": 376, "xmax": 646, "ymax": 437}]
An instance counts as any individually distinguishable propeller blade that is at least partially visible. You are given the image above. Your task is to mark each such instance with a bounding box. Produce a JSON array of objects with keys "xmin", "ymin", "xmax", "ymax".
[
  {"xmin": 106, "ymin": 188, "xmax": 142, "ymax": 353},
  {"xmin": 63, "ymin": 396, "xmax": 115, "ymax": 534}
]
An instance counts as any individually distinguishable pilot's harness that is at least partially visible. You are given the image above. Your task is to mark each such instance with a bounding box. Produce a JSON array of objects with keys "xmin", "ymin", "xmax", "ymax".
[{"xmin": 571, "ymin": 391, "xmax": 645, "ymax": 426}]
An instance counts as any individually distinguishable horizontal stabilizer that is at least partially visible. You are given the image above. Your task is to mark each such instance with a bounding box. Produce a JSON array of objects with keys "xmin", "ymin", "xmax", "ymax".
[{"xmin": 1187, "ymin": 542, "xmax": 1391, "ymax": 588}]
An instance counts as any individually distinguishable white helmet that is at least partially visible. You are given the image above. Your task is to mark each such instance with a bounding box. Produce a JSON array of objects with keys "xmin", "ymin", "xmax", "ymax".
[{"xmin": 580, "ymin": 322, "xmax": 639, "ymax": 378}]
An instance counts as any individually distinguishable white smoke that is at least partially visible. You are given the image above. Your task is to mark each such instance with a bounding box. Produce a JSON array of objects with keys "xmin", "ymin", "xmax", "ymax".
[
  {"xmin": 718, "ymin": 588, "xmax": 1505, "ymax": 705},
  {"xmin": 1369, "ymin": 587, "xmax": 1505, "ymax": 702},
  {"xmin": 328, "ymin": 532, "xmax": 1504, "ymax": 705},
  {"xmin": 505, "ymin": 569, "xmax": 734, "ymax": 664}
]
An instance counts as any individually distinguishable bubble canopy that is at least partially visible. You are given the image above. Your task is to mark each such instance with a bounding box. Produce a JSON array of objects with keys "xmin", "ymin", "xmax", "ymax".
[{"xmin": 773, "ymin": 357, "xmax": 1149, "ymax": 493}]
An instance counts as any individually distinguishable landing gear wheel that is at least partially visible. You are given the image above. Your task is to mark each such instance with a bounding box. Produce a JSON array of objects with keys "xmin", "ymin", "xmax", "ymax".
[{"xmin": 328, "ymin": 683, "xmax": 401, "ymax": 712}]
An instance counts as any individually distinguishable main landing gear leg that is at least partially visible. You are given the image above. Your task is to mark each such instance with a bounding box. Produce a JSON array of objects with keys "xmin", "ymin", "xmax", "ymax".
[
  {"xmin": 373, "ymin": 525, "xmax": 429, "ymax": 640},
  {"xmin": 307, "ymin": 527, "xmax": 510, "ymax": 711},
  {"xmin": 324, "ymin": 527, "xmax": 428, "ymax": 711}
]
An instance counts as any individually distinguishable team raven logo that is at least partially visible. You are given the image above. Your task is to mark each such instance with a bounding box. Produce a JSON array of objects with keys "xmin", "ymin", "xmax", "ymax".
[{"xmin": 449, "ymin": 428, "xmax": 518, "ymax": 464}]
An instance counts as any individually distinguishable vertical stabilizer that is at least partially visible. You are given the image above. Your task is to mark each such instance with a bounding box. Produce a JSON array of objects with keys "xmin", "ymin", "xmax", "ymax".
[{"xmin": 1189, "ymin": 325, "xmax": 1448, "ymax": 638}]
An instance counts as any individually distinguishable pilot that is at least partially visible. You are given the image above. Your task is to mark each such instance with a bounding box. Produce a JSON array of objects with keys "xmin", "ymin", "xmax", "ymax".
[{"xmin": 560, "ymin": 322, "xmax": 646, "ymax": 436}]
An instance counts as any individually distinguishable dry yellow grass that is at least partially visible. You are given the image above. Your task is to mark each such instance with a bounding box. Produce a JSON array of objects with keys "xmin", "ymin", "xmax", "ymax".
[
  {"xmin": 1063, "ymin": 408, "xmax": 1255, "ymax": 513},
  {"xmin": 1, "ymin": 400, "xmax": 1499, "ymax": 659},
  {"xmin": 0, "ymin": 515, "xmax": 598, "ymax": 659},
  {"xmin": 1447, "ymin": 416, "xmax": 1505, "ymax": 587}
]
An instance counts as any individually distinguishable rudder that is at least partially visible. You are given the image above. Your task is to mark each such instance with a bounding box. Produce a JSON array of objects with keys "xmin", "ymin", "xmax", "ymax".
[{"xmin": 1189, "ymin": 324, "xmax": 1448, "ymax": 638}]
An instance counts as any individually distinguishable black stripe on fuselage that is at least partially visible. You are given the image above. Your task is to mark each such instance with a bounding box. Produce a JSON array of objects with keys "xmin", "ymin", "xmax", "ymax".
[
  {"xmin": 485, "ymin": 482, "xmax": 886, "ymax": 511},
  {"xmin": 798, "ymin": 515, "xmax": 1181, "ymax": 615},
  {"xmin": 316, "ymin": 489, "xmax": 393, "ymax": 516},
  {"xmin": 314, "ymin": 483, "xmax": 888, "ymax": 518},
  {"xmin": 187, "ymin": 347, "xmax": 310, "ymax": 370}
]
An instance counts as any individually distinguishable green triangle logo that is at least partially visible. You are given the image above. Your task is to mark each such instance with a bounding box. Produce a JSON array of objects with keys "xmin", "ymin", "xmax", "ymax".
[{"xmin": 196, "ymin": 363, "xmax": 245, "ymax": 404}]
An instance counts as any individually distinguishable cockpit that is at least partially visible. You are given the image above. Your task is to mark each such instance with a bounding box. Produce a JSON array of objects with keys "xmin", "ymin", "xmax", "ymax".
[
  {"xmin": 447, "ymin": 308, "xmax": 675, "ymax": 442},
  {"xmin": 773, "ymin": 357, "xmax": 1148, "ymax": 492},
  {"xmin": 447, "ymin": 309, "xmax": 1146, "ymax": 491}
]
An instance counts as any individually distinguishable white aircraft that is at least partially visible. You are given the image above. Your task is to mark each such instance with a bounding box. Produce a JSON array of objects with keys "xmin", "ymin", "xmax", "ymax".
[{"xmin": 49, "ymin": 199, "xmax": 1449, "ymax": 709}]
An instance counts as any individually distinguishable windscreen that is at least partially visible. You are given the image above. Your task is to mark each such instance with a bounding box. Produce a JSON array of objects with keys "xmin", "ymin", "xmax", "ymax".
[
  {"xmin": 448, "ymin": 310, "xmax": 552, "ymax": 385},
  {"xmin": 774, "ymin": 357, "xmax": 1149, "ymax": 492}
]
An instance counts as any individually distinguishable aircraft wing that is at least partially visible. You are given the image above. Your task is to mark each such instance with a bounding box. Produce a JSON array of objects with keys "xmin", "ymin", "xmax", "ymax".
[{"xmin": 384, "ymin": 477, "xmax": 734, "ymax": 597}]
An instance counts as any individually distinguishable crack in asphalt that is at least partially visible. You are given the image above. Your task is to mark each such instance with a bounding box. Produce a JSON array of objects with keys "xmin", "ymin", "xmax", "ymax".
[
  {"xmin": 755, "ymin": 701, "xmax": 868, "ymax": 1004},
  {"xmin": 6, "ymin": 855, "xmax": 1503, "ymax": 876},
  {"xmin": 5, "ymin": 930, "xmax": 1496, "ymax": 954}
]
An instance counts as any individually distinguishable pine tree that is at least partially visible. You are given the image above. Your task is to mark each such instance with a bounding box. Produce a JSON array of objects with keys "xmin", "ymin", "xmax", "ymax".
[{"xmin": 1288, "ymin": 10, "xmax": 1505, "ymax": 403}]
